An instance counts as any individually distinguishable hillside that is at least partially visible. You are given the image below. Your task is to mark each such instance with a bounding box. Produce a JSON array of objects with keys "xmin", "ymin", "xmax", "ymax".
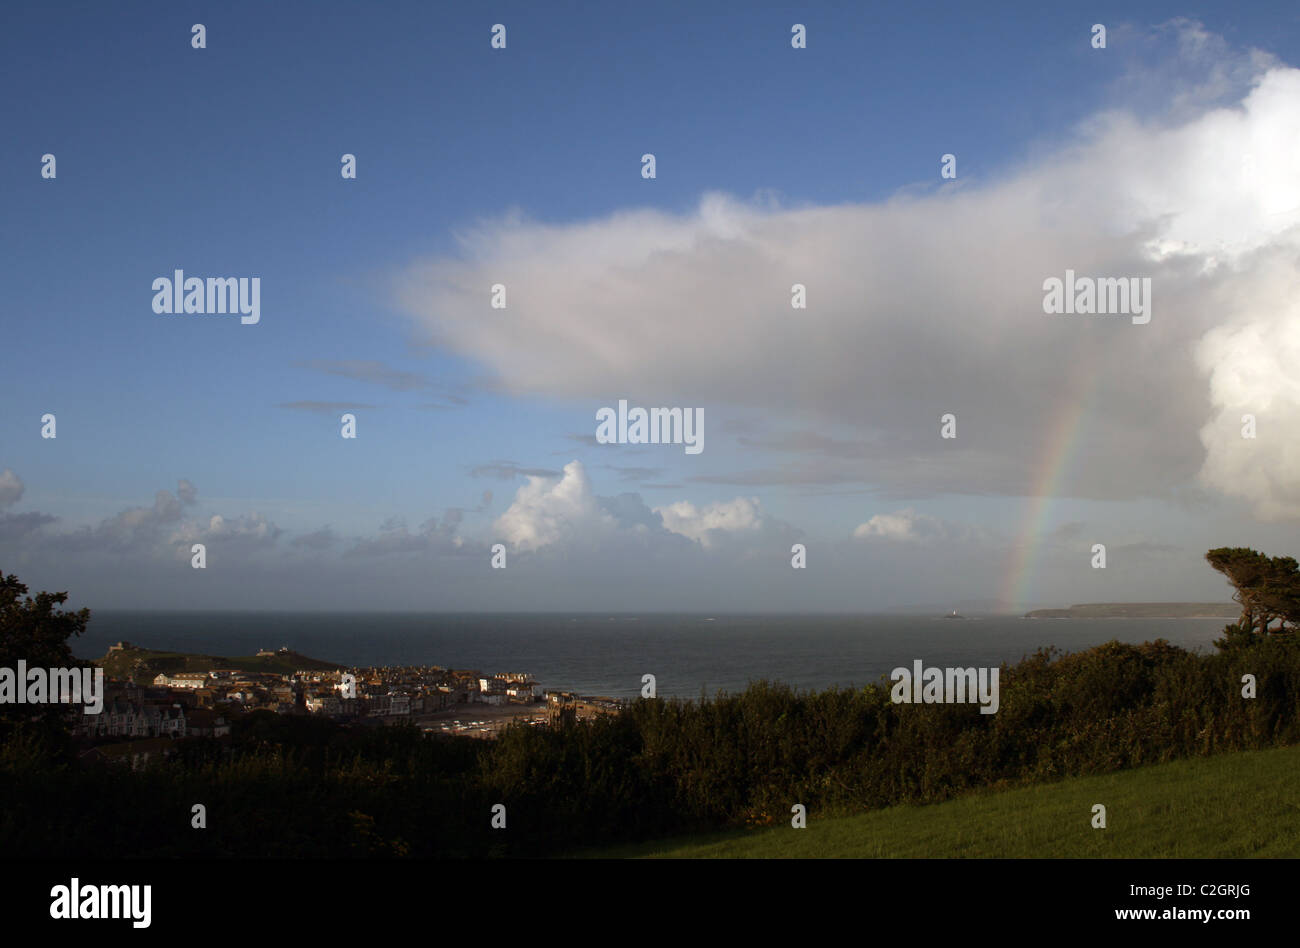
[
  {"xmin": 590, "ymin": 743, "xmax": 1300, "ymax": 858},
  {"xmin": 94, "ymin": 644, "xmax": 345, "ymax": 679},
  {"xmin": 1023, "ymin": 602, "xmax": 1237, "ymax": 619}
]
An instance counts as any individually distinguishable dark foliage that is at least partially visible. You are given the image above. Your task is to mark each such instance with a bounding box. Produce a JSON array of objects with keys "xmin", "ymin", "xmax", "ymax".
[{"xmin": 2, "ymin": 636, "xmax": 1297, "ymax": 857}]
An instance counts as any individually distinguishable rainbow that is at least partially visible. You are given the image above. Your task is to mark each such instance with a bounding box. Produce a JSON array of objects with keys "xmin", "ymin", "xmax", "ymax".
[{"xmin": 1000, "ymin": 368, "xmax": 1096, "ymax": 613}]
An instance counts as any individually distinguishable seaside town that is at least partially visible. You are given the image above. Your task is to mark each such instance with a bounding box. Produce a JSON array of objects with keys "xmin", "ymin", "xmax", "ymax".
[{"xmin": 72, "ymin": 642, "xmax": 624, "ymax": 768}]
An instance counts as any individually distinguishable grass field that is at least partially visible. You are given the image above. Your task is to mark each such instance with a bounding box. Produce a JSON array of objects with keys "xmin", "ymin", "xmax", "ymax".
[{"xmin": 589, "ymin": 743, "xmax": 1300, "ymax": 858}]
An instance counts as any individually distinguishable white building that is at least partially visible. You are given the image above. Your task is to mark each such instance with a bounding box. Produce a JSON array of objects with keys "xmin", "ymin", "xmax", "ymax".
[{"xmin": 152, "ymin": 672, "xmax": 210, "ymax": 690}]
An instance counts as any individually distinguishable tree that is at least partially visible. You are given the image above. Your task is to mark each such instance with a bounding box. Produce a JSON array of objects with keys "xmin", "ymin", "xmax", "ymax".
[
  {"xmin": 1205, "ymin": 548, "xmax": 1300, "ymax": 647},
  {"xmin": 1255, "ymin": 555, "xmax": 1300, "ymax": 630},
  {"xmin": 0, "ymin": 570, "xmax": 91, "ymax": 734},
  {"xmin": 0, "ymin": 571, "xmax": 89, "ymax": 666}
]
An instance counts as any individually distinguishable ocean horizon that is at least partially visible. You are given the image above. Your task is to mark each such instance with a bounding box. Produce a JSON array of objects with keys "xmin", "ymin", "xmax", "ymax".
[{"xmin": 75, "ymin": 611, "xmax": 1233, "ymax": 699}]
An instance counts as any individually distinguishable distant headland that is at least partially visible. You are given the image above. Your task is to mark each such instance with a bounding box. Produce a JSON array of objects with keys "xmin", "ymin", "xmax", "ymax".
[{"xmin": 1022, "ymin": 602, "xmax": 1237, "ymax": 619}]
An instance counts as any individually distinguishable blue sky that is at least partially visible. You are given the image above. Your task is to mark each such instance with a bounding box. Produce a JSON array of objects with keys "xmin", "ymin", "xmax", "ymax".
[{"xmin": 3, "ymin": 1, "xmax": 1300, "ymax": 611}]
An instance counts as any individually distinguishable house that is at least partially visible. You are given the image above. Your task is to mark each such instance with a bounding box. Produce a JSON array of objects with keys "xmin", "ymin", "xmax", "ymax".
[
  {"xmin": 77, "ymin": 700, "xmax": 185, "ymax": 739},
  {"xmin": 152, "ymin": 672, "xmax": 210, "ymax": 690},
  {"xmin": 439, "ymin": 684, "xmax": 468, "ymax": 706},
  {"xmin": 479, "ymin": 676, "xmax": 510, "ymax": 695},
  {"xmin": 367, "ymin": 694, "xmax": 412, "ymax": 716},
  {"xmin": 157, "ymin": 705, "xmax": 187, "ymax": 737}
]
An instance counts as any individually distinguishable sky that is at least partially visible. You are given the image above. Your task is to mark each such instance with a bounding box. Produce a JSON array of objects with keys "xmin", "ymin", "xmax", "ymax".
[{"xmin": 2, "ymin": 1, "xmax": 1299, "ymax": 612}]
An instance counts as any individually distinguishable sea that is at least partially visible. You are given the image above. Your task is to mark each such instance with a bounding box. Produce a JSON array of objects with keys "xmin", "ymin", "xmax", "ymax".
[{"xmin": 73, "ymin": 612, "xmax": 1233, "ymax": 700}]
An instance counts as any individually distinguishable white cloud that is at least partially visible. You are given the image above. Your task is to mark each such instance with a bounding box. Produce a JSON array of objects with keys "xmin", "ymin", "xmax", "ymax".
[
  {"xmin": 4, "ymin": 479, "xmax": 283, "ymax": 558},
  {"xmin": 852, "ymin": 508, "xmax": 988, "ymax": 544},
  {"xmin": 0, "ymin": 469, "xmax": 23, "ymax": 509},
  {"xmin": 396, "ymin": 37, "xmax": 1300, "ymax": 512},
  {"xmin": 172, "ymin": 512, "xmax": 281, "ymax": 553},
  {"xmin": 345, "ymin": 512, "xmax": 466, "ymax": 557},
  {"xmin": 494, "ymin": 461, "xmax": 621, "ymax": 553},
  {"xmin": 655, "ymin": 497, "xmax": 762, "ymax": 549},
  {"xmin": 61, "ymin": 487, "xmax": 188, "ymax": 551},
  {"xmin": 492, "ymin": 461, "xmax": 782, "ymax": 555},
  {"xmin": 1195, "ymin": 256, "xmax": 1300, "ymax": 519},
  {"xmin": 0, "ymin": 470, "xmax": 56, "ymax": 543},
  {"xmin": 855, "ymin": 509, "xmax": 934, "ymax": 542}
]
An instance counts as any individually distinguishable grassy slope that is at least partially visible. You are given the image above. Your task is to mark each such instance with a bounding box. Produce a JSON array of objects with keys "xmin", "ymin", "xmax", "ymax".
[
  {"xmin": 591, "ymin": 743, "xmax": 1300, "ymax": 858},
  {"xmin": 94, "ymin": 645, "xmax": 344, "ymax": 679}
]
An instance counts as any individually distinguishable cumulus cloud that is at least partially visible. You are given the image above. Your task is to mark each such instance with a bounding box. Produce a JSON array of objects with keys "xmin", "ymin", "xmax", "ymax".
[
  {"xmin": 853, "ymin": 509, "xmax": 986, "ymax": 544},
  {"xmin": 174, "ymin": 513, "xmax": 282, "ymax": 552},
  {"xmin": 396, "ymin": 32, "xmax": 1300, "ymax": 514},
  {"xmin": 0, "ymin": 469, "xmax": 50, "ymax": 542},
  {"xmin": 291, "ymin": 527, "xmax": 338, "ymax": 550},
  {"xmin": 491, "ymin": 460, "xmax": 790, "ymax": 556},
  {"xmin": 1, "ymin": 478, "xmax": 283, "ymax": 561},
  {"xmin": 0, "ymin": 470, "xmax": 57, "ymax": 542},
  {"xmin": 51, "ymin": 487, "xmax": 189, "ymax": 552},
  {"xmin": 0, "ymin": 512, "xmax": 57, "ymax": 542},
  {"xmin": 493, "ymin": 461, "xmax": 624, "ymax": 553},
  {"xmin": 1195, "ymin": 256, "xmax": 1300, "ymax": 519},
  {"xmin": 855, "ymin": 510, "xmax": 930, "ymax": 542},
  {"xmin": 345, "ymin": 511, "xmax": 466, "ymax": 558},
  {"xmin": 655, "ymin": 497, "xmax": 763, "ymax": 549},
  {"xmin": 0, "ymin": 469, "xmax": 24, "ymax": 509}
]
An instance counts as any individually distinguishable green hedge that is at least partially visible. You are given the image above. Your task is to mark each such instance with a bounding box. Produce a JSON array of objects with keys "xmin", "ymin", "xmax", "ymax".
[{"xmin": 1, "ymin": 634, "xmax": 1296, "ymax": 857}]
